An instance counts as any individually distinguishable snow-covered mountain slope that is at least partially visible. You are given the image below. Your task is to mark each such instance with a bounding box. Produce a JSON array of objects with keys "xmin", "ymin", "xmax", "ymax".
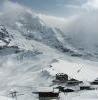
[
  {"xmin": 0, "ymin": 3, "xmax": 83, "ymax": 57},
  {"xmin": 0, "ymin": 17, "xmax": 66, "ymax": 99},
  {"xmin": 1, "ymin": 1, "xmax": 98, "ymax": 61},
  {"xmin": 39, "ymin": 13, "xmax": 98, "ymax": 60},
  {"xmin": 60, "ymin": 12, "xmax": 98, "ymax": 59},
  {"xmin": 0, "ymin": 1, "xmax": 98, "ymax": 100},
  {"xmin": 0, "ymin": 25, "xmax": 12, "ymax": 46}
]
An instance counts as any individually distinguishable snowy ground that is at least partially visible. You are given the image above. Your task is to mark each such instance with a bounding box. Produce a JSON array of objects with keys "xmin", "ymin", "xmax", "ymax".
[
  {"xmin": 42, "ymin": 59, "xmax": 98, "ymax": 100},
  {"xmin": 60, "ymin": 90, "xmax": 98, "ymax": 100},
  {"xmin": 46, "ymin": 59, "xmax": 98, "ymax": 81},
  {"xmin": 0, "ymin": 96, "xmax": 12, "ymax": 100},
  {"xmin": 2, "ymin": 59, "xmax": 98, "ymax": 100},
  {"xmin": 0, "ymin": 1, "xmax": 98, "ymax": 100}
]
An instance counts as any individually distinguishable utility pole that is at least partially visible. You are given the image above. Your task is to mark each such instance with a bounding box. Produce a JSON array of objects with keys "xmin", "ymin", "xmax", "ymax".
[
  {"xmin": 9, "ymin": 91, "xmax": 18, "ymax": 100},
  {"xmin": 9, "ymin": 90, "xmax": 24, "ymax": 100}
]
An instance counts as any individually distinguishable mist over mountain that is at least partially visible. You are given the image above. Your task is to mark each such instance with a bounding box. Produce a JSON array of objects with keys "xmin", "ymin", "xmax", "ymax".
[
  {"xmin": 40, "ymin": 3, "xmax": 98, "ymax": 59},
  {"xmin": 0, "ymin": 1, "xmax": 98, "ymax": 100},
  {"xmin": 1, "ymin": 1, "xmax": 98, "ymax": 60},
  {"xmin": 64, "ymin": 11, "xmax": 98, "ymax": 54}
]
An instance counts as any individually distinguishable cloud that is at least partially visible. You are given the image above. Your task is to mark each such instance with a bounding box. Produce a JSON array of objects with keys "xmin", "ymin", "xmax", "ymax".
[
  {"xmin": 38, "ymin": 14, "xmax": 66, "ymax": 28},
  {"xmin": 82, "ymin": 0, "xmax": 98, "ymax": 11},
  {"xmin": 66, "ymin": 5, "xmax": 80, "ymax": 9},
  {"xmin": 1, "ymin": 0, "xmax": 24, "ymax": 13},
  {"xmin": 62, "ymin": 9, "xmax": 98, "ymax": 52},
  {"xmin": 0, "ymin": 0, "xmax": 98, "ymax": 52},
  {"xmin": 63, "ymin": 0, "xmax": 98, "ymax": 15},
  {"xmin": 0, "ymin": 0, "xmax": 67, "ymax": 29}
]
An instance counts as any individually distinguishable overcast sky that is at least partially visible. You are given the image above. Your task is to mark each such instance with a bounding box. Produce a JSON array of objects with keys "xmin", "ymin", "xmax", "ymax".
[
  {"xmin": 0, "ymin": 0, "xmax": 87, "ymax": 17},
  {"xmin": 0, "ymin": 0, "xmax": 98, "ymax": 17}
]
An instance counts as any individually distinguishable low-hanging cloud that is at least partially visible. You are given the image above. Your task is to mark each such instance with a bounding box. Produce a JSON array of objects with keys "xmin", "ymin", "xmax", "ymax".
[
  {"xmin": 63, "ymin": 0, "xmax": 98, "ymax": 52},
  {"xmin": 83, "ymin": 0, "xmax": 98, "ymax": 10},
  {"xmin": 0, "ymin": 0, "xmax": 98, "ymax": 52}
]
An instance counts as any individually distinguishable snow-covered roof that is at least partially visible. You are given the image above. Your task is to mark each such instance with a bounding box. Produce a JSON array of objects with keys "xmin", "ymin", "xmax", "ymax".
[
  {"xmin": 36, "ymin": 87, "xmax": 59, "ymax": 93},
  {"xmin": 79, "ymin": 81, "xmax": 90, "ymax": 86}
]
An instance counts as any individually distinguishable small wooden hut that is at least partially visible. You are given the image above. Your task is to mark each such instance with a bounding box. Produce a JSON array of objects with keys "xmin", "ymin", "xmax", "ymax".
[
  {"xmin": 79, "ymin": 82, "xmax": 93, "ymax": 90},
  {"xmin": 66, "ymin": 78, "xmax": 83, "ymax": 86},
  {"xmin": 53, "ymin": 73, "xmax": 68, "ymax": 83},
  {"xmin": 90, "ymin": 79, "xmax": 98, "ymax": 85},
  {"xmin": 55, "ymin": 86, "xmax": 75, "ymax": 93},
  {"xmin": 33, "ymin": 87, "xmax": 59, "ymax": 100}
]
